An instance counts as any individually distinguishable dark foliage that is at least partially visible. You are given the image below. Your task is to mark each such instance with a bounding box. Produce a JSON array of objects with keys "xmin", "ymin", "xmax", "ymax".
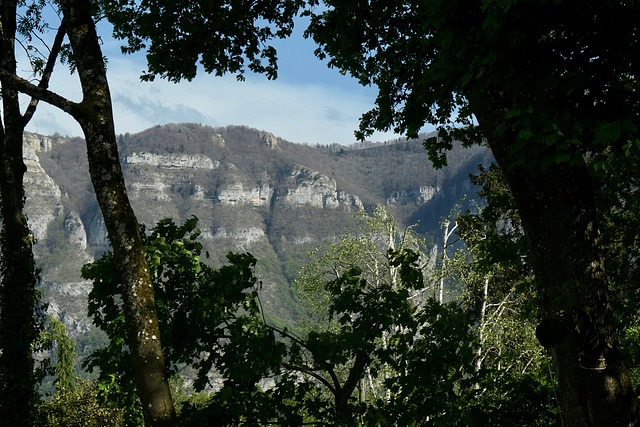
[{"xmin": 82, "ymin": 217, "xmax": 285, "ymax": 424}]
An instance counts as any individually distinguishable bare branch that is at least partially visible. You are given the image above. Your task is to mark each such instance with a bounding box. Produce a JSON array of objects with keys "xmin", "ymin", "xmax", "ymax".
[
  {"xmin": 266, "ymin": 324, "xmax": 311, "ymax": 353},
  {"xmin": 23, "ymin": 22, "xmax": 67, "ymax": 125},
  {"xmin": 0, "ymin": 68, "xmax": 79, "ymax": 117}
]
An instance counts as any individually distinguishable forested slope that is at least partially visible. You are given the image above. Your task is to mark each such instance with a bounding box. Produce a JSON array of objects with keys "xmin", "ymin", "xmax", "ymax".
[{"xmin": 24, "ymin": 123, "xmax": 491, "ymax": 345}]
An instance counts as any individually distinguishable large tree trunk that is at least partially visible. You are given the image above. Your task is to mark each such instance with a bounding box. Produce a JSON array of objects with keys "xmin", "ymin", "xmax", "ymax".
[
  {"xmin": 57, "ymin": 1, "xmax": 178, "ymax": 425},
  {"xmin": 0, "ymin": 138, "xmax": 40, "ymax": 427},
  {"xmin": 0, "ymin": 1, "xmax": 42, "ymax": 424},
  {"xmin": 472, "ymin": 94, "xmax": 639, "ymax": 426}
]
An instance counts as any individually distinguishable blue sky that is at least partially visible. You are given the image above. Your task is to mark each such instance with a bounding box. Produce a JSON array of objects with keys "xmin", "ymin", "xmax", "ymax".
[{"xmin": 23, "ymin": 14, "xmax": 429, "ymax": 145}]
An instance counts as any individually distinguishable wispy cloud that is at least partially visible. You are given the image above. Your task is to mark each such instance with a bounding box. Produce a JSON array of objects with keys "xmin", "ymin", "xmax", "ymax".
[{"xmin": 24, "ymin": 22, "xmax": 414, "ymax": 145}]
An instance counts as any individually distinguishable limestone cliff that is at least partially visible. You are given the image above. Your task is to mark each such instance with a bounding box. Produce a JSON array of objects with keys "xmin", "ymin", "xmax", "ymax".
[{"xmin": 22, "ymin": 123, "xmax": 491, "ymax": 343}]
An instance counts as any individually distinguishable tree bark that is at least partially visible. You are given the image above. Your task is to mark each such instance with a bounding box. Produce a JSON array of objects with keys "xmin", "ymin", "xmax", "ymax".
[
  {"xmin": 0, "ymin": 135, "xmax": 40, "ymax": 427},
  {"xmin": 56, "ymin": 1, "xmax": 178, "ymax": 425},
  {"xmin": 0, "ymin": 1, "xmax": 43, "ymax": 423},
  {"xmin": 472, "ymin": 92, "xmax": 639, "ymax": 426}
]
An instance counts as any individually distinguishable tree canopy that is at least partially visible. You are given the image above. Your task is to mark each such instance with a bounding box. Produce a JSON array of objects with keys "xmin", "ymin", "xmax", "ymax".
[
  {"xmin": 4, "ymin": 0, "xmax": 640, "ymax": 424},
  {"xmin": 307, "ymin": 0, "xmax": 640, "ymax": 168},
  {"xmin": 306, "ymin": 1, "xmax": 640, "ymax": 424},
  {"xmin": 101, "ymin": 0, "xmax": 304, "ymax": 82}
]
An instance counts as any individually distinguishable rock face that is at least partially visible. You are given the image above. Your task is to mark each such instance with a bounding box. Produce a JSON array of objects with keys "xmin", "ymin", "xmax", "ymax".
[
  {"xmin": 21, "ymin": 123, "xmax": 492, "ymax": 359},
  {"xmin": 84, "ymin": 208, "xmax": 109, "ymax": 247},
  {"xmin": 44, "ymin": 280, "xmax": 93, "ymax": 337},
  {"xmin": 213, "ymin": 227, "xmax": 267, "ymax": 245},
  {"xmin": 124, "ymin": 152, "xmax": 219, "ymax": 169},
  {"xmin": 281, "ymin": 165, "xmax": 363, "ymax": 209},
  {"xmin": 23, "ymin": 142, "xmax": 63, "ymax": 242},
  {"xmin": 387, "ymin": 186, "xmax": 441, "ymax": 206},
  {"xmin": 216, "ymin": 182, "xmax": 274, "ymax": 206}
]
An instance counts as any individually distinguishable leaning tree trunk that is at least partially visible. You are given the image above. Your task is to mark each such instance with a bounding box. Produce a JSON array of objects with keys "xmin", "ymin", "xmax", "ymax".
[
  {"xmin": 57, "ymin": 1, "xmax": 178, "ymax": 425},
  {"xmin": 472, "ymin": 94, "xmax": 639, "ymax": 426}
]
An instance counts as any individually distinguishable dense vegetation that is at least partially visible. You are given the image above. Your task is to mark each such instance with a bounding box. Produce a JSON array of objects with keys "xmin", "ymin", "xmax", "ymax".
[
  {"xmin": 33, "ymin": 153, "xmax": 638, "ymax": 425},
  {"xmin": 30, "ymin": 202, "xmax": 563, "ymax": 425},
  {"xmin": 307, "ymin": 0, "xmax": 640, "ymax": 423},
  {"xmin": 1, "ymin": 0, "xmax": 639, "ymax": 425}
]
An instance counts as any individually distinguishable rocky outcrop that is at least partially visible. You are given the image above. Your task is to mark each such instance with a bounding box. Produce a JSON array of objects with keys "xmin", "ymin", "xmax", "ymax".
[
  {"xmin": 387, "ymin": 185, "xmax": 441, "ymax": 206},
  {"xmin": 259, "ymin": 131, "xmax": 279, "ymax": 149},
  {"xmin": 128, "ymin": 172, "xmax": 174, "ymax": 201},
  {"xmin": 211, "ymin": 133, "xmax": 226, "ymax": 147},
  {"xmin": 44, "ymin": 280, "xmax": 94, "ymax": 337},
  {"xmin": 124, "ymin": 152, "xmax": 219, "ymax": 169},
  {"xmin": 18, "ymin": 124, "xmax": 491, "ymax": 368},
  {"xmin": 64, "ymin": 211, "xmax": 88, "ymax": 251},
  {"xmin": 23, "ymin": 144, "xmax": 63, "ymax": 242},
  {"xmin": 23, "ymin": 132, "xmax": 54, "ymax": 153},
  {"xmin": 280, "ymin": 236, "xmax": 315, "ymax": 245},
  {"xmin": 84, "ymin": 208, "xmax": 109, "ymax": 247},
  {"xmin": 211, "ymin": 227, "xmax": 267, "ymax": 246},
  {"xmin": 280, "ymin": 165, "xmax": 363, "ymax": 210},
  {"xmin": 216, "ymin": 182, "xmax": 274, "ymax": 206}
]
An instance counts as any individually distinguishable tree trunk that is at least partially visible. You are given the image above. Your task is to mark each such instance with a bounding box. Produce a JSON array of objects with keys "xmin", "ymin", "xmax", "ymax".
[
  {"xmin": 334, "ymin": 350, "xmax": 369, "ymax": 425},
  {"xmin": 472, "ymin": 93, "xmax": 639, "ymax": 426},
  {"xmin": 0, "ymin": 1, "xmax": 43, "ymax": 423},
  {"xmin": 474, "ymin": 276, "xmax": 489, "ymax": 374},
  {"xmin": 438, "ymin": 219, "xmax": 457, "ymax": 304},
  {"xmin": 0, "ymin": 137, "xmax": 40, "ymax": 427},
  {"xmin": 57, "ymin": 1, "xmax": 178, "ymax": 425}
]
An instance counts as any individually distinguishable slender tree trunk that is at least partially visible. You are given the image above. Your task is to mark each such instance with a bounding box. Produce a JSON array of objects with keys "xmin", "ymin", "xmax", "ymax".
[
  {"xmin": 438, "ymin": 219, "xmax": 457, "ymax": 303},
  {"xmin": 333, "ymin": 350, "xmax": 369, "ymax": 425},
  {"xmin": 57, "ymin": 1, "xmax": 178, "ymax": 425},
  {"xmin": 472, "ymin": 93, "xmax": 639, "ymax": 426},
  {"xmin": 0, "ymin": 1, "xmax": 42, "ymax": 423},
  {"xmin": 474, "ymin": 276, "xmax": 489, "ymax": 374}
]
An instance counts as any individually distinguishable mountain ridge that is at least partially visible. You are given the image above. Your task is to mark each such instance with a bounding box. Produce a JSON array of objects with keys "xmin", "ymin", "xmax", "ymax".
[{"xmin": 21, "ymin": 123, "xmax": 492, "ymax": 353}]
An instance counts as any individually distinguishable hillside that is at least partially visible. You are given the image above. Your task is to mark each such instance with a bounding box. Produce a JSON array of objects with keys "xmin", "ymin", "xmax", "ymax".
[{"xmin": 22, "ymin": 123, "xmax": 492, "ymax": 356}]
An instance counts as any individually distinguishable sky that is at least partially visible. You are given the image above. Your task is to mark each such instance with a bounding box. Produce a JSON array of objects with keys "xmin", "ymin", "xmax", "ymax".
[{"xmin": 22, "ymin": 13, "xmax": 430, "ymax": 146}]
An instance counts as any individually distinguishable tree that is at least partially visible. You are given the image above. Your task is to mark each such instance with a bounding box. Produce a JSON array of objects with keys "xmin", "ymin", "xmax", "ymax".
[
  {"xmin": 590, "ymin": 134, "xmax": 640, "ymax": 397},
  {"xmin": 83, "ymin": 217, "xmax": 284, "ymax": 425},
  {"xmin": 297, "ymin": 207, "xmax": 434, "ymax": 314},
  {"xmin": 0, "ymin": 1, "xmax": 66, "ymax": 423},
  {"xmin": 451, "ymin": 166, "xmax": 560, "ymax": 425},
  {"xmin": 306, "ymin": 1, "xmax": 640, "ymax": 424},
  {"xmin": 41, "ymin": 313, "xmax": 79, "ymax": 395},
  {"xmin": 84, "ymin": 212, "xmax": 477, "ymax": 426},
  {"xmin": 100, "ymin": 0, "xmax": 304, "ymax": 83},
  {"xmin": 2, "ymin": 0, "xmax": 304, "ymax": 424},
  {"xmin": 2, "ymin": 0, "xmax": 178, "ymax": 423},
  {"xmin": 34, "ymin": 380, "xmax": 125, "ymax": 427},
  {"xmin": 272, "ymin": 207, "xmax": 476, "ymax": 425}
]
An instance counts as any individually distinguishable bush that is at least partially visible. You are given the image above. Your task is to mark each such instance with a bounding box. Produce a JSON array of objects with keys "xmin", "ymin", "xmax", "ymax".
[{"xmin": 34, "ymin": 380, "xmax": 125, "ymax": 427}]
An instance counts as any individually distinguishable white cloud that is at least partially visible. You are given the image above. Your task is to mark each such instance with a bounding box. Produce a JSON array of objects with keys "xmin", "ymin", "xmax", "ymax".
[
  {"xmin": 23, "ymin": 25, "xmax": 405, "ymax": 145},
  {"xmin": 104, "ymin": 57, "xmax": 398, "ymax": 144},
  {"xmin": 17, "ymin": 11, "xmax": 431, "ymax": 145}
]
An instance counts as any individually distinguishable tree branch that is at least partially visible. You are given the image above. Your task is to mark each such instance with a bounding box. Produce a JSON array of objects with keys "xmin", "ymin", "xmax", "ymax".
[
  {"xmin": 281, "ymin": 361, "xmax": 336, "ymax": 394},
  {"xmin": 22, "ymin": 21, "xmax": 68, "ymax": 125},
  {"xmin": 266, "ymin": 324, "xmax": 312, "ymax": 353},
  {"xmin": 342, "ymin": 350, "xmax": 370, "ymax": 397},
  {"xmin": 0, "ymin": 68, "xmax": 79, "ymax": 118}
]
